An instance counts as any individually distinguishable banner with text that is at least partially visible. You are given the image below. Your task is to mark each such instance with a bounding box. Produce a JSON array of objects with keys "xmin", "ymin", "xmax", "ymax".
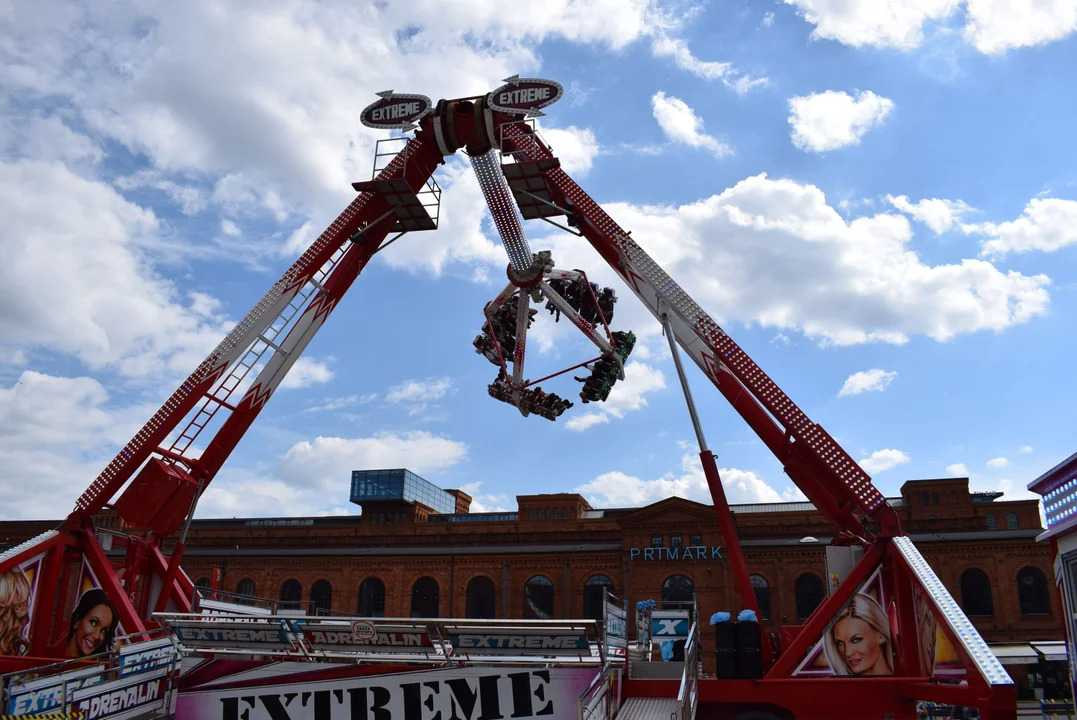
[
  {"xmin": 295, "ymin": 620, "xmax": 435, "ymax": 653},
  {"xmin": 176, "ymin": 664, "xmax": 599, "ymax": 720},
  {"xmin": 605, "ymin": 601, "xmax": 627, "ymax": 650},
  {"xmin": 448, "ymin": 629, "xmax": 590, "ymax": 656}
]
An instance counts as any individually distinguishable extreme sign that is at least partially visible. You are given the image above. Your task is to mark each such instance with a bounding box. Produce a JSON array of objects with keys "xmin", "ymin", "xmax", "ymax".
[
  {"xmin": 487, "ymin": 75, "xmax": 563, "ymax": 117},
  {"xmin": 170, "ymin": 619, "xmax": 294, "ymax": 650},
  {"xmin": 360, "ymin": 90, "xmax": 433, "ymax": 130},
  {"xmin": 449, "ymin": 630, "xmax": 589, "ymax": 655}
]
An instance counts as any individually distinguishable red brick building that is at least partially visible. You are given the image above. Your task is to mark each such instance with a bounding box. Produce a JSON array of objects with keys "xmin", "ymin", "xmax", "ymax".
[
  {"xmin": 2, "ymin": 473, "xmax": 1052, "ymax": 646},
  {"xmin": 0, "ymin": 474, "xmax": 1059, "ymax": 673}
]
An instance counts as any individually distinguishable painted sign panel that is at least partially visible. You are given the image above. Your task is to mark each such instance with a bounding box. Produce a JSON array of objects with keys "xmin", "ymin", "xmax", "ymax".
[
  {"xmin": 487, "ymin": 75, "xmax": 563, "ymax": 117},
  {"xmin": 449, "ymin": 631, "xmax": 589, "ymax": 655},
  {"xmin": 651, "ymin": 610, "xmax": 689, "ymax": 639},
  {"xmin": 71, "ymin": 666, "xmax": 170, "ymax": 720},
  {"xmin": 118, "ymin": 637, "xmax": 179, "ymax": 676},
  {"xmin": 6, "ymin": 664, "xmax": 106, "ymax": 715},
  {"xmin": 176, "ymin": 663, "xmax": 600, "ymax": 720},
  {"xmin": 295, "ymin": 620, "xmax": 434, "ymax": 652},
  {"xmin": 0, "ymin": 550, "xmax": 45, "ymax": 657},
  {"xmin": 171, "ymin": 619, "xmax": 294, "ymax": 650},
  {"xmin": 360, "ymin": 91, "xmax": 433, "ymax": 130},
  {"xmin": 606, "ymin": 602, "xmax": 627, "ymax": 649},
  {"xmin": 794, "ymin": 566, "xmax": 895, "ymax": 677}
]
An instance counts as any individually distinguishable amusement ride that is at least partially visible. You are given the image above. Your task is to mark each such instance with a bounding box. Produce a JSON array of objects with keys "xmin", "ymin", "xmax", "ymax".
[{"xmin": 0, "ymin": 76, "xmax": 1017, "ymax": 719}]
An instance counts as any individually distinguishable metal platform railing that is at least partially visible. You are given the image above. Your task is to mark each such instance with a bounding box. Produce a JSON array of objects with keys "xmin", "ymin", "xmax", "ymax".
[
  {"xmin": 0, "ymin": 630, "xmax": 180, "ymax": 718},
  {"xmin": 155, "ymin": 613, "xmax": 606, "ymax": 666}
]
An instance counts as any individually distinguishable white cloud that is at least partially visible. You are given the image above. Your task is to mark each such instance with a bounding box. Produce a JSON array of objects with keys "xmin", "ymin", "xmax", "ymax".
[
  {"xmin": 651, "ymin": 35, "xmax": 768, "ymax": 93},
  {"xmin": 963, "ymin": 0, "xmax": 1077, "ymax": 54},
  {"xmin": 1019, "ymin": 445, "xmax": 1034, "ymax": 454},
  {"xmin": 302, "ymin": 393, "xmax": 378, "ymax": 415},
  {"xmin": 887, "ymin": 195, "xmax": 975, "ymax": 234},
  {"xmin": 565, "ymin": 412, "xmax": 610, "ymax": 431},
  {"xmin": 540, "ymin": 126, "xmax": 600, "ymax": 176},
  {"xmin": 278, "ymin": 357, "xmax": 334, "ymax": 390},
  {"xmin": 946, "ymin": 462, "xmax": 969, "ymax": 476},
  {"xmin": 968, "ymin": 198, "xmax": 1077, "ymax": 257},
  {"xmin": 859, "ymin": 448, "xmax": 911, "ymax": 473},
  {"xmin": 839, "ymin": 369, "xmax": 897, "ymax": 397},
  {"xmin": 536, "ymin": 173, "xmax": 1049, "ymax": 348},
  {"xmin": 788, "ymin": 90, "xmax": 894, "ymax": 153},
  {"xmin": 200, "ymin": 431, "xmax": 469, "ymax": 518},
  {"xmin": 386, "ymin": 377, "xmax": 454, "ymax": 405},
  {"xmin": 651, "ymin": 92, "xmax": 733, "ymax": 159},
  {"xmin": 459, "ymin": 481, "xmax": 510, "ymax": 513},
  {"xmin": 763, "ymin": 12, "xmax": 776, "ymax": 26},
  {"xmin": 784, "ymin": 0, "xmax": 961, "ymax": 49},
  {"xmin": 784, "ymin": 0, "xmax": 1077, "ymax": 54},
  {"xmin": 113, "ymin": 170, "xmax": 207, "ymax": 216},
  {"xmin": 563, "ymin": 361, "xmax": 666, "ymax": 431},
  {"xmin": 220, "ymin": 218, "xmax": 241, "ymax": 237},
  {"xmin": 986, "ymin": 456, "xmax": 1008, "ymax": 468},
  {"xmin": 0, "ymin": 160, "xmax": 230, "ymax": 378},
  {"xmin": 576, "ymin": 453, "xmax": 800, "ymax": 507},
  {"xmin": 0, "ymin": 371, "xmax": 159, "ymax": 519}
]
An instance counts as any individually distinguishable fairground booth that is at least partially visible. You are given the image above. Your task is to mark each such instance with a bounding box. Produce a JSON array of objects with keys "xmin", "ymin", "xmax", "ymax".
[{"xmin": 1029, "ymin": 451, "xmax": 1077, "ymax": 710}]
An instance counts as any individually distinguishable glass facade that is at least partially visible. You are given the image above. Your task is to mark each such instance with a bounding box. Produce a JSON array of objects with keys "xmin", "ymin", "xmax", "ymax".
[
  {"xmin": 429, "ymin": 512, "xmax": 519, "ymax": 524},
  {"xmin": 350, "ymin": 468, "xmax": 456, "ymax": 514}
]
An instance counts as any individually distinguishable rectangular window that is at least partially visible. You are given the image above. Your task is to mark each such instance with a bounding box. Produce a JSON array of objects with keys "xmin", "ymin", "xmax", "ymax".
[
  {"xmin": 671, "ymin": 535, "xmax": 683, "ymax": 548},
  {"xmin": 650, "ymin": 535, "xmax": 664, "ymax": 548},
  {"xmin": 690, "ymin": 534, "xmax": 703, "ymax": 546}
]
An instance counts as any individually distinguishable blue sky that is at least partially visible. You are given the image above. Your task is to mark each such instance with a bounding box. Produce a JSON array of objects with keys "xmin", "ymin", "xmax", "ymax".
[{"xmin": 1, "ymin": 1, "xmax": 1076, "ymax": 520}]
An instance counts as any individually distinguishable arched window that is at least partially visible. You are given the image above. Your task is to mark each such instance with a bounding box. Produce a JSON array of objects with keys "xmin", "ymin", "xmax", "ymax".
[
  {"xmin": 750, "ymin": 574, "xmax": 771, "ymax": 621},
  {"xmin": 357, "ymin": 578, "xmax": 386, "ymax": 617},
  {"xmin": 584, "ymin": 575, "xmax": 615, "ymax": 621},
  {"xmin": 931, "ymin": 491, "xmax": 939, "ymax": 505},
  {"xmin": 411, "ymin": 577, "xmax": 439, "ymax": 617},
  {"xmin": 561, "ymin": 508, "xmax": 567, "ymax": 520},
  {"xmin": 960, "ymin": 568, "xmax": 994, "ymax": 617},
  {"xmin": 279, "ymin": 579, "xmax": 302, "ymax": 610},
  {"xmin": 235, "ymin": 578, "xmax": 256, "ymax": 597},
  {"xmin": 985, "ymin": 513, "xmax": 997, "ymax": 530},
  {"xmin": 524, "ymin": 576, "xmax": 555, "ymax": 619},
  {"xmin": 466, "ymin": 576, "xmax": 496, "ymax": 619},
  {"xmin": 1017, "ymin": 567, "xmax": 1051, "ymax": 616},
  {"xmin": 311, "ymin": 580, "xmax": 333, "ymax": 615},
  {"xmin": 545, "ymin": 509, "xmax": 551, "ymax": 520},
  {"xmin": 795, "ymin": 573, "xmax": 825, "ymax": 621},
  {"xmin": 194, "ymin": 577, "xmax": 211, "ymax": 589},
  {"xmin": 662, "ymin": 575, "xmax": 694, "ymax": 602},
  {"xmin": 1006, "ymin": 513, "xmax": 1019, "ymax": 530}
]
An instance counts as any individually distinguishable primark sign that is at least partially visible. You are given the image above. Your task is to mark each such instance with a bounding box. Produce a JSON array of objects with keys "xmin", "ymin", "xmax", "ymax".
[{"xmin": 629, "ymin": 545, "xmax": 723, "ymax": 562}]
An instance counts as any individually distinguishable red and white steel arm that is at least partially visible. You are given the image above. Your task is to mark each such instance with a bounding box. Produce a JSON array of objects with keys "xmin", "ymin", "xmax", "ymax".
[
  {"xmin": 505, "ymin": 126, "xmax": 900, "ymax": 539},
  {"xmin": 72, "ymin": 134, "xmax": 444, "ymax": 530}
]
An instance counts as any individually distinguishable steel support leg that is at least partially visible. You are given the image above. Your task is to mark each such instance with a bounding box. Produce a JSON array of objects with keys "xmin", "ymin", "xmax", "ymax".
[{"xmin": 660, "ymin": 313, "xmax": 763, "ymax": 653}]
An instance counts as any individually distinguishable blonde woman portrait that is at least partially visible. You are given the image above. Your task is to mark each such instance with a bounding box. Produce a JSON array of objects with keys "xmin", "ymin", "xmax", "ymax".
[
  {"xmin": 0, "ymin": 568, "xmax": 32, "ymax": 656},
  {"xmin": 823, "ymin": 593, "xmax": 894, "ymax": 676}
]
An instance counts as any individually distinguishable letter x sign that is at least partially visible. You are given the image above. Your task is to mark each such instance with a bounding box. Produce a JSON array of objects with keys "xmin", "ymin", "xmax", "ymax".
[{"xmin": 652, "ymin": 617, "xmax": 687, "ymax": 637}]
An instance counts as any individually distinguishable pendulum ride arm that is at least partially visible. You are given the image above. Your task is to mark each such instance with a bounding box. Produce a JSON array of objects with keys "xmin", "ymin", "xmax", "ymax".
[
  {"xmin": 498, "ymin": 123, "xmax": 901, "ymax": 541},
  {"xmin": 72, "ymin": 133, "xmax": 441, "ymax": 528},
  {"xmin": 50, "ymin": 132, "xmax": 444, "ymax": 635}
]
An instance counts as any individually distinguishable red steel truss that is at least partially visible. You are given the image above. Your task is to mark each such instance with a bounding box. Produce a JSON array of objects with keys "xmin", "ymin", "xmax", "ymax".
[{"xmin": 0, "ymin": 88, "xmax": 1015, "ymax": 718}]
